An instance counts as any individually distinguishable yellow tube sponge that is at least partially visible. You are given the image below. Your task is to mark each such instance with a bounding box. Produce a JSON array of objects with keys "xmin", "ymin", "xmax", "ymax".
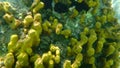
[
  {"xmin": 95, "ymin": 41, "xmax": 104, "ymax": 53},
  {"xmin": 42, "ymin": 53, "xmax": 51, "ymax": 63},
  {"xmin": 48, "ymin": 59, "xmax": 54, "ymax": 68},
  {"xmin": 34, "ymin": 13, "xmax": 42, "ymax": 22},
  {"xmin": 30, "ymin": 0, "xmax": 40, "ymax": 10},
  {"xmin": 70, "ymin": 8, "xmax": 79, "ymax": 18},
  {"xmin": 77, "ymin": 0, "xmax": 83, "ymax": 3},
  {"xmin": 88, "ymin": 29, "xmax": 97, "ymax": 47},
  {"xmin": 80, "ymin": 13, "xmax": 86, "ymax": 24},
  {"xmin": 9, "ymin": 19, "xmax": 21, "ymax": 29},
  {"xmin": 3, "ymin": 13, "xmax": 14, "ymax": 24},
  {"xmin": 23, "ymin": 36, "xmax": 33, "ymax": 48},
  {"xmin": 105, "ymin": 45, "xmax": 115, "ymax": 57},
  {"xmin": 56, "ymin": 23, "xmax": 63, "ymax": 35},
  {"xmin": 101, "ymin": 15, "xmax": 107, "ymax": 24},
  {"xmin": 14, "ymin": 40, "xmax": 23, "ymax": 52},
  {"xmin": 67, "ymin": 46, "xmax": 72, "ymax": 56},
  {"xmin": 71, "ymin": 53, "xmax": 83, "ymax": 68},
  {"xmin": 3, "ymin": 2, "xmax": 12, "ymax": 13},
  {"xmin": 50, "ymin": 44, "xmax": 59, "ymax": 53},
  {"xmin": 95, "ymin": 22, "xmax": 101, "ymax": 29},
  {"xmin": 70, "ymin": 38, "xmax": 78, "ymax": 46},
  {"xmin": 35, "ymin": 57, "xmax": 44, "ymax": 68},
  {"xmin": 30, "ymin": 54, "xmax": 40, "ymax": 63},
  {"xmin": 4, "ymin": 53, "xmax": 15, "ymax": 68},
  {"xmin": 33, "ymin": 2, "xmax": 44, "ymax": 13},
  {"xmin": 83, "ymin": 27, "xmax": 89, "ymax": 35},
  {"xmin": 63, "ymin": 60, "xmax": 71, "ymax": 68},
  {"xmin": 42, "ymin": 20, "xmax": 51, "ymax": 33},
  {"xmin": 49, "ymin": 44, "xmax": 60, "ymax": 63},
  {"xmin": 103, "ymin": 61, "xmax": 110, "ymax": 68},
  {"xmin": 0, "ymin": 2, "xmax": 10, "ymax": 13},
  {"xmin": 86, "ymin": 47, "xmax": 95, "ymax": 56},
  {"xmin": 8, "ymin": 34, "xmax": 18, "ymax": 52},
  {"xmin": 17, "ymin": 52, "xmax": 29, "ymax": 67},
  {"xmin": 88, "ymin": 57, "xmax": 95, "ymax": 64},
  {"xmin": 3, "ymin": 13, "xmax": 21, "ymax": 29},
  {"xmin": 71, "ymin": 62, "xmax": 79, "ymax": 68},
  {"xmin": 56, "ymin": 49, "xmax": 60, "ymax": 56},
  {"xmin": 23, "ymin": 15, "xmax": 33, "ymax": 27},
  {"xmin": 75, "ymin": 53, "xmax": 83, "ymax": 62},
  {"xmin": 79, "ymin": 32, "xmax": 88, "ymax": 46},
  {"xmin": 51, "ymin": 19, "xmax": 58, "ymax": 30},
  {"xmin": 54, "ymin": 55, "xmax": 60, "ymax": 64},
  {"xmin": 48, "ymin": 51, "xmax": 53, "ymax": 59},
  {"xmin": 95, "ymin": 38, "xmax": 106, "ymax": 53},
  {"xmin": 9, "ymin": 34, "xmax": 18, "ymax": 43},
  {"xmin": 107, "ymin": 59, "xmax": 114, "ymax": 66},
  {"xmin": 87, "ymin": 0, "xmax": 97, "ymax": 7},
  {"xmin": 72, "ymin": 44, "xmax": 82, "ymax": 54},
  {"xmin": 15, "ymin": 61, "xmax": 22, "ymax": 68},
  {"xmin": 31, "ymin": 21, "xmax": 42, "ymax": 35},
  {"xmin": 28, "ymin": 29, "xmax": 40, "ymax": 46},
  {"xmin": 106, "ymin": 12, "xmax": 115, "ymax": 23},
  {"xmin": 61, "ymin": 29, "xmax": 71, "ymax": 38},
  {"xmin": 25, "ymin": 47, "xmax": 33, "ymax": 55}
]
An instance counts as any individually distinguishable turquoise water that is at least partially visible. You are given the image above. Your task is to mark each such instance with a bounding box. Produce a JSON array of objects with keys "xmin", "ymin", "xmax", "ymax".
[{"xmin": 111, "ymin": 0, "xmax": 120, "ymax": 23}]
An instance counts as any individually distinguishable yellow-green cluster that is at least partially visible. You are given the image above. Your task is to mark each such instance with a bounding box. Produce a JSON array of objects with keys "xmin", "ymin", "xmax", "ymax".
[
  {"xmin": 0, "ymin": 2, "xmax": 14, "ymax": 13},
  {"xmin": 0, "ymin": 0, "xmax": 120, "ymax": 68},
  {"xmin": 3, "ymin": 13, "xmax": 21, "ymax": 29},
  {"xmin": 34, "ymin": 44, "xmax": 61, "ymax": 68}
]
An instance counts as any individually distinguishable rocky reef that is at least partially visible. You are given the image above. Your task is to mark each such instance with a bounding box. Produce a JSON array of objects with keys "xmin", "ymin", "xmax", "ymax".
[{"xmin": 0, "ymin": 0, "xmax": 120, "ymax": 68}]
